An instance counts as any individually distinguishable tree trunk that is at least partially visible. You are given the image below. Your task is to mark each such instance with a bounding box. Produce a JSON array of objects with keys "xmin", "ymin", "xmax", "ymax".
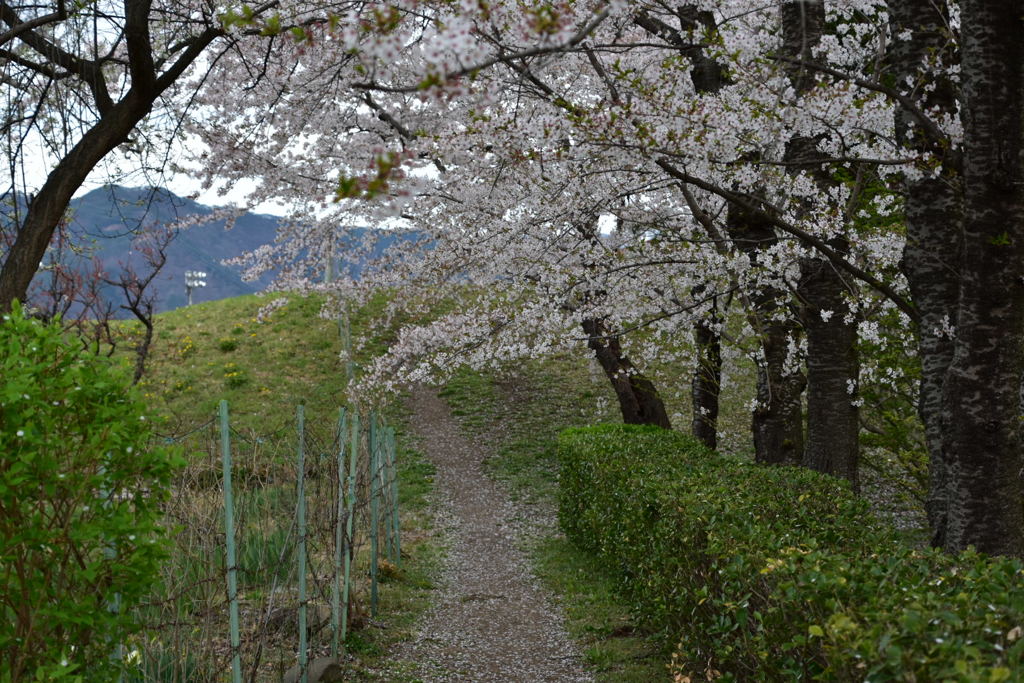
[
  {"xmin": 781, "ymin": 1, "xmax": 860, "ymax": 485},
  {"xmin": 132, "ymin": 316, "xmax": 154, "ymax": 385},
  {"xmin": 729, "ymin": 203, "xmax": 806, "ymax": 465},
  {"xmin": 938, "ymin": 0, "xmax": 1024, "ymax": 556},
  {"xmin": 691, "ymin": 296, "xmax": 722, "ymax": 449},
  {"xmin": 799, "ymin": 255, "xmax": 860, "ymax": 487},
  {"xmin": 903, "ymin": 180, "xmax": 961, "ymax": 546},
  {"xmin": 888, "ymin": 0, "xmax": 963, "ymax": 547},
  {"xmin": 582, "ymin": 318, "xmax": 672, "ymax": 429},
  {"xmin": 750, "ymin": 313, "xmax": 806, "ymax": 465}
]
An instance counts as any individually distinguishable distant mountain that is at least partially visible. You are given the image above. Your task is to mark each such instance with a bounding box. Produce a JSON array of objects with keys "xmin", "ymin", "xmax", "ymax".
[
  {"xmin": 62, "ymin": 185, "xmax": 282, "ymax": 312},
  {"xmin": 11, "ymin": 185, "xmax": 423, "ymax": 315}
]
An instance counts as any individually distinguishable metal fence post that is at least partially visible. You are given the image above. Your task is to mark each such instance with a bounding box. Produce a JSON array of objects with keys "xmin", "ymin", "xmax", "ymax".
[
  {"xmin": 381, "ymin": 417, "xmax": 393, "ymax": 567},
  {"xmin": 220, "ymin": 400, "xmax": 242, "ymax": 683},
  {"xmin": 369, "ymin": 413, "xmax": 380, "ymax": 616},
  {"xmin": 296, "ymin": 405, "xmax": 308, "ymax": 683},
  {"xmin": 341, "ymin": 411, "xmax": 360, "ymax": 645},
  {"xmin": 387, "ymin": 426, "xmax": 401, "ymax": 567},
  {"xmin": 331, "ymin": 407, "xmax": 347, "ymax": 658}
]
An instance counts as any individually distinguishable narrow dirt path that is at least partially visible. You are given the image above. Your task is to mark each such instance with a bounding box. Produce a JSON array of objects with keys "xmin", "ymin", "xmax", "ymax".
[{"xmin": 384, "ymin": 385, "xmax": 592, "ymax": 682}]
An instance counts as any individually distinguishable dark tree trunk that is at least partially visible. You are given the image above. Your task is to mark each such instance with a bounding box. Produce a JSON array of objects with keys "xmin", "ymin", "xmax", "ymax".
[
  {"xmin": 938, "ymin": 0, "xmax": 1024, "ymax": 556},
  {"xmin": 691, "ymin": 296, "xmax": 722, "ymax": 449},
  {"xmin": 750, "ymin": 313, "xmax": 806, "ymax": 465},
  {"xmin": 582, "ymin": 318, "xmax": 672, "ymax": 429},
  {"xmin": 888, "ymin": 0, "xmax": 963, "ymax": 546},
  {"xmin": 729, "ymin": 203, "xmax": 806, "ymax": 465},
  {"xmin": 782, "ymin": 1, "xmax": 860, "ymax": 485},
  {"xmin": 798, "ymin": 255, "xmax": 860, "ymax": 487}
]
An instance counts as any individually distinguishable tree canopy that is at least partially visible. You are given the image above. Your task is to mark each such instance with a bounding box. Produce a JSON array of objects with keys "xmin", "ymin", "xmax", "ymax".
[{"xmin": 3, "ymin": 0, "xmax": 1022, "ymax": 557}]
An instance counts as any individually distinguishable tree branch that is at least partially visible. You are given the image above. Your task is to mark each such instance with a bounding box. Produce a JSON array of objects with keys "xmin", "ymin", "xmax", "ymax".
[
  {"xmin": 353, "ymin": 6, "xmax": 610, "ymax": 93},
  {"xmin": 0, "ymin": 0, "xmax": 112, "ymax": 112},
  {"xmin": 656, "ymin": 157, "xmax": 918, "ymax": 321},
  {"xmin": 0, "ymin": 0, "xmax": 65, "ymax": 47}
]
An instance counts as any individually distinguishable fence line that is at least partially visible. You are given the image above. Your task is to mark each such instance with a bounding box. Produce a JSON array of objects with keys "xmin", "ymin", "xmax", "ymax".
[{"xmin": 133, "ymin": 399, "xmax": 401, "ymax": 681}]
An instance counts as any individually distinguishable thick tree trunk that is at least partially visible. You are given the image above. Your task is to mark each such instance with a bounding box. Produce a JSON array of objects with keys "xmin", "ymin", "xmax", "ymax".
[
  {"xmin": 729, "ymin": 204, "xmax": 806, "ymax": 466},
  {"xmin": 903, "ymin": 177, "xmax": 961, "ymax": 543},
  {"xmin": 938, "ymin": 0, "xmax": 1024, "ymax": 556},
  {"xmin": 888, "ymin": 0, "xmax": 963, "ymax": 546},
  {"xmin": 691, "ymin": 296, "xmax": 722, "ymax": 449},
  {"xmin": 582, "ymin": 318, "xmax": 672, "ymax": 429},
  {"xmin": 781, "ymin": 1, "xmax": 860, "ymax": 485},
  {"xmin": 798, "ymin": 255, "xmax": 860, "ymax": 487}
]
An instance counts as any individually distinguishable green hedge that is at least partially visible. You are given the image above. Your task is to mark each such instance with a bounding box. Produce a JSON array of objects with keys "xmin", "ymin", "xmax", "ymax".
[{"xmin": 558, "ymin": 424, "xmax": 1024, "ymax": 681}]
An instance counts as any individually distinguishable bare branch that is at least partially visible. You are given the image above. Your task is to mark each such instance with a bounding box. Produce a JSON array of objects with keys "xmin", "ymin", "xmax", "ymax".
[{"xmin": 0, "ymin": 0, "xmax": 65, "ymax": 47}]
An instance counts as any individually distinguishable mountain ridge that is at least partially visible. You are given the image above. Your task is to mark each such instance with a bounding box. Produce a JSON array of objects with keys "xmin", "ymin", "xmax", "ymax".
[{"xmin": 64, "ymin": 185, "xmax": 281, "ymax": 311}]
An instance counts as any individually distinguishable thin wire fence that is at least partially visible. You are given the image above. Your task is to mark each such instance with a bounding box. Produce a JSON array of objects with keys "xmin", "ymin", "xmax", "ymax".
[{"xmin": 126, "ymin": 401, "xmax": 400, "ymax": 682}]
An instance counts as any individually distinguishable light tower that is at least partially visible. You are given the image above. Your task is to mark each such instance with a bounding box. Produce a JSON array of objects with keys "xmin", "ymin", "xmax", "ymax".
[{"xmin": 184, "ymin": 270, "xmax": 207, "ymax": 306}]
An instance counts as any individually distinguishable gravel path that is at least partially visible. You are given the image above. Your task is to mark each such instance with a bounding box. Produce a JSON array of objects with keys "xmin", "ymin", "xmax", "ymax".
[{"xmin": 384, "ymin": 385, "xmax": 593, "ymax": 682}]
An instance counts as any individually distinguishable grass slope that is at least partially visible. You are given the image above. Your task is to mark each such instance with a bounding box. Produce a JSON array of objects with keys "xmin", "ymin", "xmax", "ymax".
[{"xmin": 116, "ymin": 293, "xmax": 440, "ymax": 681}]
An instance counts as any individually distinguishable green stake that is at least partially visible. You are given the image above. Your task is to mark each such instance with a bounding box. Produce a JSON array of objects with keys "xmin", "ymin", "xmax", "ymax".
[
  {"xmin": 388, "ymin": 426, "xmax": 401, "ymax": 568},
  {"xmin": 220, "ymin": 400, "xmax": 242, "ymax": 683},
  {"xmin": 369, "ymin": 413, "xmax": 380, "ymax": 616},
  {"xmin": 297, "ymin": 405, "xmax": 308, "ymax": 683},
  {"xmin": 381, "ymin": 418, "xmax": 393, "ymax": 566},
  {"xmin": 341, "ymin": 411, "xmax": 360, "ymax": 645},
  {"xmin": 331, "ymin": 407, "xmax": 347, "ymax": 658}
]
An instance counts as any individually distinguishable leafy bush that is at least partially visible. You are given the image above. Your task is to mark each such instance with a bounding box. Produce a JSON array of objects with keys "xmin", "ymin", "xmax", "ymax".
[
  {"xmin": 558, "ymin": 424, "xmax": 1024, "ymax": 681},
  {"xmin": 0, "ymin": 303, "xmax": 180, "ymax": 681}
]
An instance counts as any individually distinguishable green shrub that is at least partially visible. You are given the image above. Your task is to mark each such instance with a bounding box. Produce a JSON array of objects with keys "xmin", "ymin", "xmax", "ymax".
[
  {"xmin": 558, "ymin": 424, "xmax": 1024, "ymax": 681},
  {"xmin": 177, "ymin": 334, "xmax": 195, "ymax": 358},
  {"xmin": 217, "ymin": 337, "xmax": 238, "ymax": 352},
  {"xmin": 222, "ymin": 362, "xmax": 248, "ymax": 389},
  {"xmin": 0, "ymin": 303, "xmax": 181, "ymax": 681}
]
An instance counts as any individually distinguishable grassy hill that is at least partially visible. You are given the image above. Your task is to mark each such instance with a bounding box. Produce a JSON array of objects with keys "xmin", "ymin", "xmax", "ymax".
[
  {"xmin": 118, "ymin": 293, "xmax": 438, "ymax": 681},
  {"xmin": 136, "ymin": 294, "xmax": 345, "ymax": 424}
]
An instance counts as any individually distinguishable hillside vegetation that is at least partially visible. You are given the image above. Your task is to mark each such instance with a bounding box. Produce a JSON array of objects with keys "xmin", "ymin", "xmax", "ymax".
[
  {"xmin": 112, "ymin": 293, "xmax": 440, "ymax": 681},
  {"xmin": 77, "ymin": 290, "xmax": 937, "ymax": 680}
]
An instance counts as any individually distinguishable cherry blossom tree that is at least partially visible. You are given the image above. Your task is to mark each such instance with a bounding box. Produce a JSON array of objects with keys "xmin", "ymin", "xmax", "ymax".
[
  {"xmin": 192, "ymin": 1, "xmax": 898, "ymax": 453},
  {"xmin": 188, "ymin": 0, "xmax": 1024, "ymax": 556}
]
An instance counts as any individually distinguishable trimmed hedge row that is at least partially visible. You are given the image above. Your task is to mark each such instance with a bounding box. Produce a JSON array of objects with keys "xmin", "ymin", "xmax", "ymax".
[{"xmin": 558, "ymin": 424, "xmax": 1024, "ymax": 681}]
